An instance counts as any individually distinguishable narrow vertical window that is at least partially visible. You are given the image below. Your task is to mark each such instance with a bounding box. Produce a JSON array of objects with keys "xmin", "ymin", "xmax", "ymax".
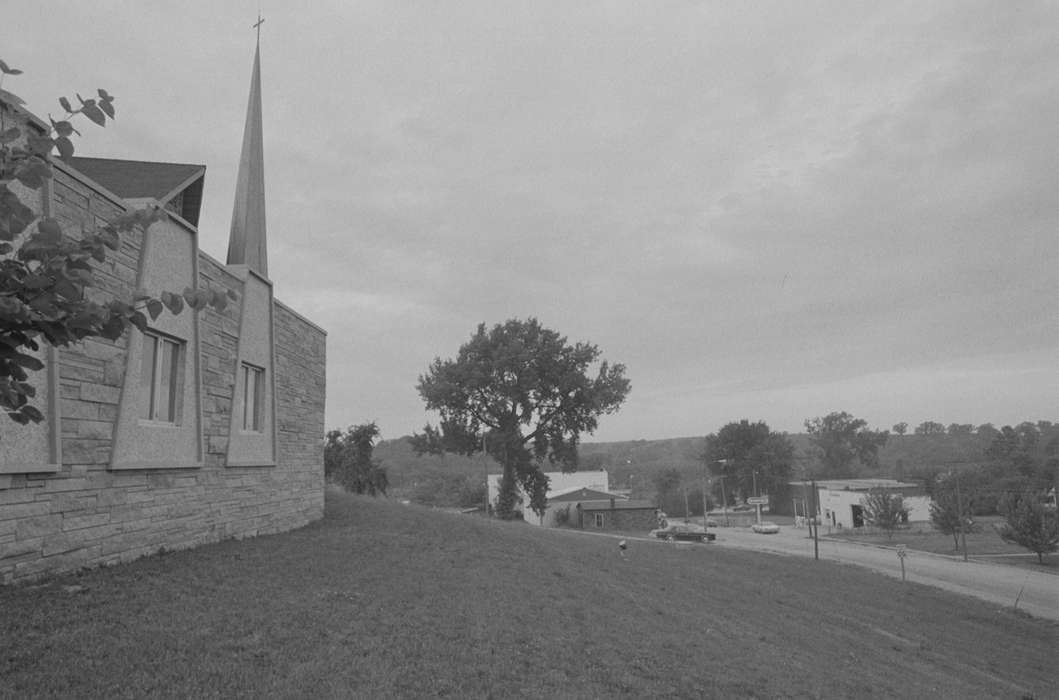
[
  {"xmin": 241, "ymin": 363, "xmax": 265, "ymax": 432},
  {"xmin": 140, "ymin": 332, "xmax": 183, "ymax": 422},
  {"xmin": 594, "ymin": 513, "xmax": 604, "ymax": 528}
]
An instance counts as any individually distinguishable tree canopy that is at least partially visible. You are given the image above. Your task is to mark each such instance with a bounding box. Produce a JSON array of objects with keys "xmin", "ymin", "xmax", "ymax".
[
  {"xmin": 325, "ymin": 422, "xmax": 388, "ymax": 496},
  {"xmin": 804, "ymin": 411, "xmax": 888, "ymax": 477},
  {"xmin": 995, "ymin": 491, "xmax": 1059, "ymax": 564},
  {"xmin": 412, "ymin": 318, "xmax": 630, "ymax": 519},
  {"xmin": 703, "ymin": 419, "xmax": 793, "ymax": 504}
]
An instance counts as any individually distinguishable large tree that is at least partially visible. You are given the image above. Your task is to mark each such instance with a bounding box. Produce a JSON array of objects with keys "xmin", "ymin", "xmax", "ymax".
[
  {"xmin": 412, "ymin": 318, "xmax": 629, "ymax": 519},
  {"xmin": 325, "ymin": 422, "xmax": 388, "ymax": 496},
  {"xmin": 1, "ymin": 59, "xmax": 230, "ymax": 428},
  {"xmin": 703, "ymin": 419, "xmax": 794, "ymax": 505},
  {"xmin": 994, "ymin": 491, "xmax": 1059, "ymax": 564},
  {"xmin": 804, "ymin": 411, "xmax": 889, "ymax": 477},
  {"xmin": 929, "ymin": 473, "xmax": 980, "ymax": 550}
]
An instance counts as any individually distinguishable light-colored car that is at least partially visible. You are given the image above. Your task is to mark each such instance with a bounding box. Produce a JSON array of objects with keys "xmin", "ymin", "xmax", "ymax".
[
  {"xmin": 751, "ymin": 521, "xmax": 780, "ymax": 534},
  {"xmin": 650, "ymin": 522, "xmax": 716, "ymax": 543}
]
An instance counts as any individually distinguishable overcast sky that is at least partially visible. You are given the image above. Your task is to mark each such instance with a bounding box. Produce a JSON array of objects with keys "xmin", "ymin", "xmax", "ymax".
[{"xmin": 5, "ymin": 1, "xmax": 1057, "ymax": 441}]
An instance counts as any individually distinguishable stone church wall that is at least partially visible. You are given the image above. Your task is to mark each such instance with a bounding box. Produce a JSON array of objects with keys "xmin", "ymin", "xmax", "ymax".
[{"xmin": 0, "ymin": 159, "xmax": 326, "ymax": 584}]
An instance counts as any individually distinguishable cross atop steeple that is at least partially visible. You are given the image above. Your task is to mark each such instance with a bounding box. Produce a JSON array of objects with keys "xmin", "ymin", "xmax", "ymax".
[
  {"xmin": 226, "ymin": 23, "xmax": 268, "ymax": 278},
  {"xmin": 253, "ymin": 14, "xmax": 265, "ymax": 42}
]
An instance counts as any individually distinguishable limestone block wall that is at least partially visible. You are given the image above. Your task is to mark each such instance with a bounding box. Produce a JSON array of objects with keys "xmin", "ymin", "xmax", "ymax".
[{"xmin": 0, "ymin": 163, "xmax": 326, "ymax": 585}]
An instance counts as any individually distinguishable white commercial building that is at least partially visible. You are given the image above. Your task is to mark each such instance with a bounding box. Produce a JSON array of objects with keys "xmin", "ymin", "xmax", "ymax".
[{"xmin": 793, "ymin": 479, "xmax": 931, "ymax": 529}]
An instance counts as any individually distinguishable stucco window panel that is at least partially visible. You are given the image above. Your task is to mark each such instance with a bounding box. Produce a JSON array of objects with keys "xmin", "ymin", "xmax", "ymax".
[
  {"xmin": 110, "ymin": 217, "xmax": 204, "ymax": 470},
  {"xmin": 225, "ymin": 268, "xmax": 276, "ymax": 467}
]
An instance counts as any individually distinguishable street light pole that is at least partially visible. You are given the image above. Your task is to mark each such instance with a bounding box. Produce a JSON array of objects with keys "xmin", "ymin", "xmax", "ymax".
[{"xmin": 482, "ymin": 433, "xmax": 490, "ymax": 518}]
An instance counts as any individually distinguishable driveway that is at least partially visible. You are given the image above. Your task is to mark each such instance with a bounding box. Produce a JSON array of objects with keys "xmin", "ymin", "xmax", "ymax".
[{"xmin": 710, "ymin": 525, "xmax": 1059, "ymax": 622}]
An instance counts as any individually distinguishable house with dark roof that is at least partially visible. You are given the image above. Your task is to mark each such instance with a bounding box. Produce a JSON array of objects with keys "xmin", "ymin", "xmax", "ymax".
[{"xmin": 575, "ymin": 498, "xmax": 659, "ymax": 532}]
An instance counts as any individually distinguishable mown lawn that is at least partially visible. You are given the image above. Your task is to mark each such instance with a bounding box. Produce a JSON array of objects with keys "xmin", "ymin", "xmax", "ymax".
[
  {"xmin": 1, "ymin": 491, "xmax": 1056, "ymax": 699},
  {"xmin": 822, "ymin": 517, "xmax": 1058, "ymax": 574}
]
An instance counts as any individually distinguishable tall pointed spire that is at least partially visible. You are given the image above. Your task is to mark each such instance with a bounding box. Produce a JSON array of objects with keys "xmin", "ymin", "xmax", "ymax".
[{"xmin": 227, "ymin": 17, "xmax": 268, "ymax": 277}]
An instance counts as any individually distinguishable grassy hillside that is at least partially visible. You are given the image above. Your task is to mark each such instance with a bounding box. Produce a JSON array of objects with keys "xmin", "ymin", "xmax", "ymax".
[{"xmin": 2, "ymin": 491, "xmax": 1054, "ymax": 698}]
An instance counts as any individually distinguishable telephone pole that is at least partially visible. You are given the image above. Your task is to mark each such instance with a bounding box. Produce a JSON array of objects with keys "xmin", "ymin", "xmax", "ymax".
[{"xmin": 955, "ymin": 471, "xmax": 968, "ymax": 562}]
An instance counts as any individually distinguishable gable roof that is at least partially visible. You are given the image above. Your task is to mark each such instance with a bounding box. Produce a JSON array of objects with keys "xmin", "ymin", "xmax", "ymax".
[
  {"xmin": 548, "ymin": 487, "xmax": 625, "ymax": 502},
  {"xmin": 67, "ymin": 157, "xmax": 206, "ymax": 226}
]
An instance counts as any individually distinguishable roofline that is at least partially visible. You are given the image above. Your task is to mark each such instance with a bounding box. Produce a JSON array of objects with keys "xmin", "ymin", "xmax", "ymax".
[
  {"xmin": 158, "ymin": 166, "xmax": 206, "ymax": 206},
  {"xmin": 53, "ymin": 158, "xmax": 131, "ymax": 212},
  {"xmin": 63, "ymin": 156, "xmax": 206, "ymax": 206}
]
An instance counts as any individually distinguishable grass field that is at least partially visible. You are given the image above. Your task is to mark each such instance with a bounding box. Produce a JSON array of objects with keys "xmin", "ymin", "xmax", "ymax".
[
  {"xmin": 1, "ymin": 491, "xmax": 1056, "ymax": 699},
  {"xmin": 820, "ymin": 516, "xmax": 1058, "ymax": 573}
]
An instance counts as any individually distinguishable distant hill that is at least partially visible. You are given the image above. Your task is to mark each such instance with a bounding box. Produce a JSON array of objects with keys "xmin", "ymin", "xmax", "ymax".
[{"xmin": 375, "ymin": 430, "xmax": 995, "ymax": 497}]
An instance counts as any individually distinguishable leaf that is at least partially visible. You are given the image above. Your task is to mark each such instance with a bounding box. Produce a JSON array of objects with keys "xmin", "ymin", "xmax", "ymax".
[
  {"xmin": 98, "ymin": 96, "xmax": 115, "ymax": 120},
  {"xmin": 161, "ymin": 291, "xmax": 184, "ymax": 315},
  {"xmin": 26, "ymin": 134, "xmax": 54, "ymax": 157},
  {"xmin": 81, "ymin": 103, "xmax": 106, "ymax": 127},
  {"xmin": 14, "ymin": 158, "xmax": 52, "ymax": 189},
  {"xmin": 51, "ymin": 120, "xmax": 75, "ymax": 137},
  {"xmin": 227, "ymin": 289, "xmax": 239, "ymax": 301},
  {"xmin": 101, "ymin": 315, "xmax": 127, "ymax": 339},
  {"xmin": 182, "ymin": 287, "xmax": 197, "ymax": 307},
  {"xmin": 55, "ymin": 135, "xmax": 74, "ymax": 160},
  {"xmin": 0, "ymin": 126, "xmax": 20, "ymax": 144},
  {"xmin": 145, "ymin": 298, "xmax": 164, "ymax": 320},
  {"xmin": 0, "ymin": 59, "xmax": 22, "ymax": 75},
  {"xmin": 20, "ymin": 405, "xmax": 44, "ymax": 423},
  {"xmin": 129, "ymin": 311, "xmax": 149, "ymax": 334},
  {"xmin": 59, "ymin": 96, "xmax": 73, "ymax": 113},
  {"xmin": 9, "ymin": 352, "xmax": 45, "ymax": 372}
]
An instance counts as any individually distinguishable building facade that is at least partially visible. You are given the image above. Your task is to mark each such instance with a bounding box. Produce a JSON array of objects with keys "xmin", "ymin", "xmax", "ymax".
[
  {"xmin": 791, "ymin": 479, "xmax": 931, "ymax": 530},
  {"xmin": 0, "ymin": 40, "xmax": 326, "ymax": 584}
]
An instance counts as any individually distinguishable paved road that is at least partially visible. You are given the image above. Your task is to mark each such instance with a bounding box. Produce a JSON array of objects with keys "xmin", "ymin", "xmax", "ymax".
[{"xmin": 707, "ymin": 525, "xmax": 1059, "ymax": 622}]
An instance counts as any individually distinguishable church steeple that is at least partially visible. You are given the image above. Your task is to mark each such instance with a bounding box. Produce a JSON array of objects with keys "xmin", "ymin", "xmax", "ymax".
[{"xmin": 226, "ymin": 17, "xmax": 268, "ymax": 277}]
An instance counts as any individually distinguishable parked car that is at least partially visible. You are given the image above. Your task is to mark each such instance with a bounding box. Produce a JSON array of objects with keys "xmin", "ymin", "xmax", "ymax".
[
  {"xmin": 751, "ymin": 521, "xmax": 780, "ymax": 534},
  {"xmin": 650, "ymin": 522, "xmax": 716, "ymax": 543}
]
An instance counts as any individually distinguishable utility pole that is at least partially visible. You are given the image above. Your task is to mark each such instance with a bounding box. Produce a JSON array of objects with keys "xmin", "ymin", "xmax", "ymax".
[
  {"xmin": 955, "ymin": 471, "xmax": 968, "ymax": 562},
  {"xmin": 482, "ymin": 433, "xmax": 490, "ymax": 518},
  {"xmin": 701, "ymin": 466, "xmax": 709, "ymax": 532},
  {"xmin": 810, "ymin": 479, "xmax": 819, "ymax": 561},
  {"xmin": 720, "ymin": 476, "xmax": 730, "ymax": 527}
]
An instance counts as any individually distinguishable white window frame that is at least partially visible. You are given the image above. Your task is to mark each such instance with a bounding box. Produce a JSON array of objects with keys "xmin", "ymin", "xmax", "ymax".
[
  {"xmin": 593, "ymin": 512, "xmax": 605, "ymax": 528},
  {"xmin": 240, "ymin": 362, "xmax": 265, "ymax": 432},
  {"xmin": 139, "ymin": 331, "xmax": 184, "ymax": 424}
]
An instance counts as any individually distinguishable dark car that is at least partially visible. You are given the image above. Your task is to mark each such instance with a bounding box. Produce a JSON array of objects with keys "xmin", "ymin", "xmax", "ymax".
[{"xmin": 650, "ymin": 522, "xmax": 716, "ymax": 543}]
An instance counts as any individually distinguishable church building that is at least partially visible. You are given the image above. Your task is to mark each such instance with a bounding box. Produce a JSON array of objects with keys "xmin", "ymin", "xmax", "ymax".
[{"xmin": 0, "ymin": 36, "xmax": 327, "ymax": 584}]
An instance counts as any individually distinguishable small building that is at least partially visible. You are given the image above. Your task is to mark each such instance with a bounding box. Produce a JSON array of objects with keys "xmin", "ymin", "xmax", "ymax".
[
  {"xmin": 486, "ymin": 469, "xmax": 609, "ymax": 525},
  {"xmin": 791, "ymin": 479, "xmax": 931, "ymax": 529},
  {"xmin": 576, "ymin": 498, "xmax": 658, "ymax": 532},
  {"xmin": 538, "ymin": 486, "xmax": 627, "ymax": 527}
]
